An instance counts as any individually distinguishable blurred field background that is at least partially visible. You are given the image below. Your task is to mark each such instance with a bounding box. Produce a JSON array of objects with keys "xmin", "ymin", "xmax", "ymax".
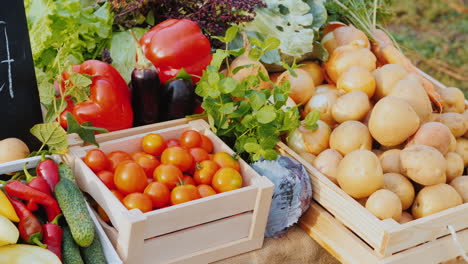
[{"xmin": 387, "ymin": 0, "xmax": 467, "ymax": 96}]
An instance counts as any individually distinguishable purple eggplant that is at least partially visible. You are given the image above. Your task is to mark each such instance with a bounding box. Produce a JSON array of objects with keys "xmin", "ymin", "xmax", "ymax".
[{"xmin": 159, "ymin": 79, "xmax": 196, "ymax": 122}]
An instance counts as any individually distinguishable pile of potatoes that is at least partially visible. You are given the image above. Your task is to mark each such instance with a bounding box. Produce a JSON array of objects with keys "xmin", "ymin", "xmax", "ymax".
[{"xmin": 285, "ymin": 26, "xmax": 468, "ymax": 223}]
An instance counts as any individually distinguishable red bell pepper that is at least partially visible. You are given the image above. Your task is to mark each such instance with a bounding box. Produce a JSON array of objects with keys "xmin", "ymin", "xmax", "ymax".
[
  {"xmin": 7, "ymin": 196, "xmax": 46, "ymax": 248},
  {"xmin": 36, "ymin": 159, "xmax": 60, "ymax": 193},
  {"xmin": 59, "ymin": 60, "xmax": 133, "ymax": 132},
  {"xmin": 4, "ymin": 181, "xmax": 61, "ymax": 222},
  {"xmin": 140, "ymin": 19, "xmax": 212, "ymax": 84},
  {"xmin": 43, "ymin": 215, "xmax": 63, "ymax": 260}
]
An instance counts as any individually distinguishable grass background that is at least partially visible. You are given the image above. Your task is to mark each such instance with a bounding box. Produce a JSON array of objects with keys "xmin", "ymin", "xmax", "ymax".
[{"xmin": 387, "ymin": 0, "xmax": 467, "ymax": 96}]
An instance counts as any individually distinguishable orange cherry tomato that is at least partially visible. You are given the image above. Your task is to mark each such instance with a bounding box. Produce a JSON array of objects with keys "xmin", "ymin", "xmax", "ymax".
[
  {"xmin": 166, "ymin": 139, "xmax": 180, "ymax": 148},
  {"xmin": 97, "ymin": 205, "xmax": 110, "ymax": 222},
  {"xmin": 111, "ymin": 190, "xmax": 125, "ymax": 201},
  {"xmin": 208, "ymin": 154, "xmax": 214, "ymax": 160},
  {"xmin": 212, "ymin": 168, "xmax": 243, "ymax": 193},
  {"xmin": 153, "ymin": 164, "xmax": 183, "ymax": 189},
  {"xmin": 179, "ymin": 130, "xmax": 202, "ymax": 149},
  {"xmin": 96, "ymin": 170, "xmax": 115, "ymax": 190},
  {"xmin": 170, "ymin": 185, "xmax": 200, "ymax": 205},
  {"xmin": 122, "ymin": 193, "xmax": 153, "ymax": 213},
  {"xmin": 114, "ymin": 161, "xmax": 148, "ymax": 194},
  {"xmin": 130, "ymin": 151, "xmax": 147, "ymax": 161},
  {"xmin": 161, "ymin": 146, "xmax": 193, "ymax": 172},
  {"xmin": 193, "ymin": 160, "xmax": 219, "ymax": 185},
  {"xmin": 197, "ymin": 184, "xmax": 217, "ymax": 198},
  {"xmin": 181, "ymin": 175, "xmax": 196, "ymax": 185},
  {"xmin": 200, "ymin": 135, "xmax": 214, "ymax": 153},
  {"xmin": 84, "ymin": 149, "xmax": 110, "ymax": 173},
  {"xmin": 189, "ymin": 148, "xmax": 210, "ymax": 164},
  {"xmin": 213, "ymin": 152, "xmax": 241, "ymax": 171},
  {"xmin": 144, "ymin": 182, "xmax": 170, "ymax": 208},
  {"xmin": 135, "ymin": 154, "xmax": 160, "ymax": 178},
  {"xmin": 107, "ymin": 151, "xmax": 132, "ymax": 172},
  {"xmin": 142, "ymin": 133, "xmax": 166, "ymax": 155}
]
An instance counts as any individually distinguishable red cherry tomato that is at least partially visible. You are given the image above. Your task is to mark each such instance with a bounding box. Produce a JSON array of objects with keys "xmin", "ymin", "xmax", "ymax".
[
  {"xmin": 144, "ymin": 182, "xmax": 170, "ymax": 208},
  {"xmin": 142, "ymin": 133, "xmax": 166, "ymax": 155},
  {"xmin": 213, "ymin": 152, "xmax": 241, "ymax": 171},
  {"xmin": 166, "ymin": 139, "xmax": 180, "ymax": 148},
  {"xmin": 170, "ymin": 185, "xmax": 200, "ymax": 205},
  {"xmin": 189, "ymin": 148, "xmax": 210, "ymax": 164},
  {"xmin": 200, "ymin": 135, "xmax": 214, "ymax": 153},
  {"xmin": 197, "ymin": 184, "xmax": 217, "ymax": 198},
  {"xmin": 84, "ymin": 149, "xmax": 110, "ymax": 173},
  {"xmin": 114, "ymin": 161, "xmax": 148, "ymax": 194},
  {"xmin": 130, "ymin": 151, "xmax": 147, "ymax": 161},
  {"xmin": 107, "ymin": 151, "xmax": 132, "ymax": 172},
  {"xmin": 135, "ymin": 154, "xmax": 160, "ymax": 178},
  {"xmin": 96, "ymin": 170, "xmax": 115, "ymax": 189},
  {"xmin": 161, "ymin": 146, "xmax": 193, "ymax": 172},
  {"xmin": 153, "ymin": 164, "xmax": 183, "ymax": 189},
  {"xmin": 179, "ymin": 130, "xmax": 202, "ymax": 149},
  {"xmin": 122, "ymin": 193, "xmax": 153, "ymax": 213},
  {"xmin": 181, "ymin": 175, "xmax": 196, "ymax": 185},
  {"xmin": 212, "ymin": 168, "xmax": 243, "ymax": 193},
  {"xmin": 193, "ymin": 160, "xmax": 219, "ymax": 185}
]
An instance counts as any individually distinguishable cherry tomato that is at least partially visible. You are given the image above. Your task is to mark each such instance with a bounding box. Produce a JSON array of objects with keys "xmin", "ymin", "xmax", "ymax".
[
  {"xmin": 107, "ymin": 151, "xmax": 132, "ymax": 172},
  {"xmin": 142, "ymin": 133, "xmax": 166, "ymax": 155},
  {"xmin": 189, "ymin": 148, "xmax": 210, "ymax": 164},
  {"xmin": 135, "ymin": 154, "xmax": 160, "ymax": 178},
  {"xmin": 213, "ymin": 152, "xmax": 241, "ymax": 171},
  {"xmin": 97, "ymin": 205, "xmax": 110, "ymax": 222},
  {"xmin": 122, "ymin": 193, "xmax": 153, "ymax": 213},
  {"xmin": 181, "ymin": 175, "xmax": 196, "ymax": 185},
  {"xmin": 200, "ymin": 135, "xmax": 214, "ymax": 153},
  {"xmin": 161, "ymin": 146, "xmax": 193, "ymax": 172},
  {"xmin": 193, "ymin": 160, "xmax": 219, "ymax": 185},
  {"xmin": 84, "ymin": 149, "xmax": 110, "ymax": 173},
  {"xmin": 171, "ymin": 185, "xmax": 200, "ymax": 205},
  {"xmin": 212, "ymin": 168, "xmax": 243, "ymax": 193},
  {"xmin": 208, "ymin": 154, "xmax": 214, "ymax": 160},
  {"xmin": 153, "ymin": 164, "xmax": 183, "ymax": 189},
  {"xmin": 130, "ymin": 151, "xmax": 147, "ymax": 161},
  {"xmin": 179, "ymin": 130, "xmax": 202, "ymax": 149},
  {"xmin": 96, "ymin": 170, "xmax": 115, "ymax": 190},
  {"xmin": 144, "ymin": 182, "xmax": 170, "ymax": 208},
  {"xmin": 114, "ymin": 161, "xmax": 148, "ymax": 194},
  {"xmin": 166, "ymin": 139, "xmax": 180, "ymax": 148},
  {"xmin": 197, "ymin": 184, "xmax": 217, "ymax": 198},
  {"xmin": 111, "ymin": 190, "xmax": 125, "ymax": 201}
]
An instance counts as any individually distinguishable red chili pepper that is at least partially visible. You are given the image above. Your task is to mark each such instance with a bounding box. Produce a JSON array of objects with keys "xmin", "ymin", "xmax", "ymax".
[
  {"xmin": 43, "ymin": 215, "xmax": 63, "ymax": 260},
  {"xmin": 5, "ymin": 181, "xmax": 61, "ymax": 222},
  {"xmin": 59, "ymin": 60, "xmax": 133, "ymax": 132},
  {"xmin": 36, "ymin": 159, "xmax": 60, "ymax": 193},
  {"xmin": 26, "ymin": 177, "xmax": 51, "ymax": 212},
  {"xmin": 140, "ymin": 19, "xmax": 212, "ymax": 84},
  {"xmin": 7, "ymin": 196, "xmax": 46, "ymax": 248}
]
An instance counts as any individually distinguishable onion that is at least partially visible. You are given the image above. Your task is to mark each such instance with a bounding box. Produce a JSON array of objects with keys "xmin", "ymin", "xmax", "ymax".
[
  {"xmin": 321, "ymin": 31, "xmax": 338, "ymax": 56},
  {"xmin": 325, "ymin": 44, "xmax": 377, "ymax": 83},
  {"xmin": 322, "ymin": 25, "xmax": 370, "ymax": 55},
  {"xmin": 315, "ymin": 84, "xmax": 339, "ymax": 95},
  {"xmin": 337, "ymin": 66, "xmax": 376, "ymax": 98},
  {"xmin": 299, "ymin": 61, "xmax": 324, "ymax": 86},
  {"xmin": 277, "ymin": 68, "xmax": 315, "ymax": 105},
  {"xmin": 302, "ymin": 90, "xmax": 339, "ymax": 126}
]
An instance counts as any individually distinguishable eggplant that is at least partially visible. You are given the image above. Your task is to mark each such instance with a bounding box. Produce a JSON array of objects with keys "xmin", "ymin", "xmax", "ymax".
[{"xmin": 159, "ymin": 79, "xmax": 196, "ymax": 121}]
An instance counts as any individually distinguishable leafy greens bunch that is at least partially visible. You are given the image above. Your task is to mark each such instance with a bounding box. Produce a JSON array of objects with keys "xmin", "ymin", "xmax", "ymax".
[{"xmin": 196, "ymin": 27, "xmax": 319, "ymax": 162}]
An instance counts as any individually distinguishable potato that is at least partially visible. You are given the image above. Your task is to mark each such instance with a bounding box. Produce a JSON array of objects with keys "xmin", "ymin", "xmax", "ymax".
[
  {"xmin": 462, "ymin": 109, "xmax": 468, "ymax": 138},
  {"xmin": 330, "ymin": 121, "xmax": 372, "ymax": 155},
  {"xmin": 372, "ymin": 64, "xmax": 408, "ymax": 100},
  {"xmin": 0, "ymin": 138, "xmax": 30, "ymax": 164},
  {"xmin": 303, "ymin": 90, "xmax": 339, "ymax": 126},
  {"xmin": 383, "ymin": 173, "xmax": 415, "ymax": 210},
  {"xmin": 406, "ymin": 122, "xmax": 452, "ymax": 155},
  {"xmin": 325, "ymin": 45, "xmax": 377, "ymax": 83},
  {"xmin": 450, "ymin": 176, "xmax": 468, "ymax": 203},
  {"xmin": 337, "ymin": 150, "xmax": 384, "ymax": 198},
  {"xmin": 362, "ymin": 103, "xmax": 374, "ymax": 126},
  {"xmin": 446, "ymin": 152, "xmax": 464, "ymax": 182},
  {"xmin": 288, "ymin": 121, "xmax": 331, "ymax": 156},
  {"xmin": 455, "ymin": 138, "xmax": 468, "ymax": 166},
  {"xmin": 369, "ymin": 97, "xmax": 420, "ymax": 146},
  {"xmin": 388, "ymin": 79, "xmax": 432, "ymax": 123},
  {"xmin": 315, "ymin": 84, "xmax": 338, "ymax": 94},
  {"xmin": 337, "ymin": 66, "xmax": 376, "ymax": 98},
  {"xmin": 449, "ymin": 133, "xmax": 457, "ymax": 152},
  {"xmin": 399, "ymin": 212, "xmax": 414, "ymax": 224},
  {"xmin": 313, "ymin": 149, "xmax": 343, "ymax": 184},
  {"xmin": 400, "ymin": 144, "xmax": 447, "ymax": 186},
  {"xmin": 412, "ymin": 183, "xmax": 463, "ymax": 218},
  {"xmin": 331, "ymin": 91, "xmax": 371, "ymax": 123},
  {"xmin": 366, "ymin": 189, "xmax": 402, "ymax": 221},
  {"xmin": 379, "ymin": 149, "xmax": 401, "ymax": 174},
  {"xmin": 439, "ymin": 87, "xmax": 465, "ymax": 113},
  {"xmin": 437, "ymin": 113, "xmax": 468, "ymax": 137}
]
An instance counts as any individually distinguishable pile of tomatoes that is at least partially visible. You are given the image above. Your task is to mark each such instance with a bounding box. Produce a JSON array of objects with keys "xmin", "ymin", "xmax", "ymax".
[{"xmin": 82, "ymin": 130, "xmax": 244, "ymax": 214}]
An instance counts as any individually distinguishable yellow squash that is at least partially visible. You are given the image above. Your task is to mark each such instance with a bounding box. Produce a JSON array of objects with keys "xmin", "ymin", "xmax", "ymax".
[{"xmin": 0, "ymin": 190, "xmax": 19, "ymax": 222}]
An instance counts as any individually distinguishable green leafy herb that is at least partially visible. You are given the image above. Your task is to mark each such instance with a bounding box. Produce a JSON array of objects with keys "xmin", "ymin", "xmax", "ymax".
[
  {"xmin": 30, "ymin": 122, "xmax": 68, "ymax": 154},
  {"xmin": 66, "ymin": 113, "xmax": 108, "ymax": 147},
  {"xmin": 303, "ymin": 110, "xmax": 321, "ymax": 130}
]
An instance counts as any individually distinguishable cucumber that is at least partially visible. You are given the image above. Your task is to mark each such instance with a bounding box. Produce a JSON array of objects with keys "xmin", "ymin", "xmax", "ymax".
[
  {"xmin": 59, "ymin": 163, "xmax": 75, "ymax": 181},
  {"xmin": 55, "ymin": 177, "xmax": 95, "ymax": 247},
  {"xmin": 80, "ymin": 235, "xmax": 106, "ymax": 264},
  {"xmin": 62, "ymin": 225, "xmax": 84, "ymax": 264}
]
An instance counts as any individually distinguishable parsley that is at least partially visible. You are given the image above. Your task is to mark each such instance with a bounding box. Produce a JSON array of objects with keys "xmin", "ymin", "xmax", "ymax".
[{"xmin": 196, "ymin": 27, "xmax": 319, "ymax": 162}]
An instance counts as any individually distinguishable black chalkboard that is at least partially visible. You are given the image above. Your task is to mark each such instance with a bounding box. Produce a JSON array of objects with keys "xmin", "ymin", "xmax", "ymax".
[{"xmin": 0, "ymin": 0, "xmax": 43, "ymax": 150}]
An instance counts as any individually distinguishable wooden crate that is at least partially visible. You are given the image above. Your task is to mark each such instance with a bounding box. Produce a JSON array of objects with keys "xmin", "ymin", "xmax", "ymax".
[
  {"xmin": 275, "ymin": 70, "xmax": 468, "ymax": 263},
  {"xmin": 66, "ymin": 119, "xmax": 274, "ymax": 264}
]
